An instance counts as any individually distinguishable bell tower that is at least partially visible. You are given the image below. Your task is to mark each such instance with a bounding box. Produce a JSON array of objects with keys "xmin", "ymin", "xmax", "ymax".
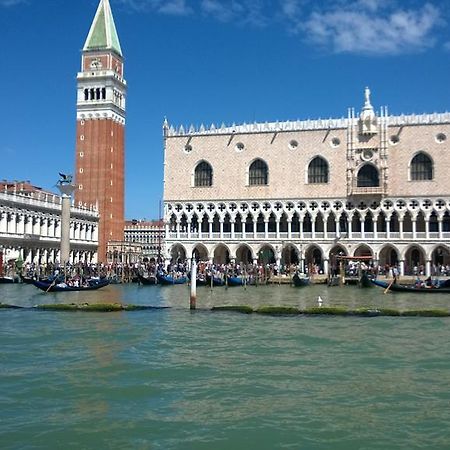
[{"xmin": 75, "ymin": 0, "xmax": 126, "ymax": 262}]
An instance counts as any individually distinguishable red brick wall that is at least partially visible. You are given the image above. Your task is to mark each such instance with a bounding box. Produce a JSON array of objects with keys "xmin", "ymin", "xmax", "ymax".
[{"xmin": 75, "ymin": 118, "xmax": 125, "ymax": 262}]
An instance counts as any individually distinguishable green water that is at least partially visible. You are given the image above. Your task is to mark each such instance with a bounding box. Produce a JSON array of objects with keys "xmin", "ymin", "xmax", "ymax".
[{"xmin": 1, "ymin": 283, "xmax": 449, "ymax": 449}]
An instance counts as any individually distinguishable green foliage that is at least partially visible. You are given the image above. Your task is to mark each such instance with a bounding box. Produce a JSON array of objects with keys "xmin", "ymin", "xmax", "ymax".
[{"xmin": 212, "ymin": 305, "xmax": 254, "ymax": 314}]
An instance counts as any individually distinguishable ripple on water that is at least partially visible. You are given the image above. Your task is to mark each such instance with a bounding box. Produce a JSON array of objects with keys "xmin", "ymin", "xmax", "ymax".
[{"xmin": 1, "ymin": 284, "xmax": 450, "ymax": 449}]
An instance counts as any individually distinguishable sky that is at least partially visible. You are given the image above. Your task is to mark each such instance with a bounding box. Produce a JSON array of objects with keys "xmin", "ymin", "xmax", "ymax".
[{"xmin": 1, "ymin": 0, "xmax": 450, "ymax": 220}]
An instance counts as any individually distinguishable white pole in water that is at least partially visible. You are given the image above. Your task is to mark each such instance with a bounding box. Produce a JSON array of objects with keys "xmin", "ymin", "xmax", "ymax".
[{"xmin": 190, "ymin": 257, "xmax": 197, "ymax": 310}]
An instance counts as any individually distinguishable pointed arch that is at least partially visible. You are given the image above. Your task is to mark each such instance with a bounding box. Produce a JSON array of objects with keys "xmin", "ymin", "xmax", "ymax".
[
  {"xmin": 308, "ymin": 156, "xmax": 329, "ymax": 184},
  {"xmin": 248, "ymin": 159, "xmax": 268, "ymax": 185},
  {"xmin": 410, "ymin": 152, "xmax": 433, "ymax": 181},
  {"xmin": 357, "ymin": 164, "xmax": 379, "ymax": 187},
  {"xmin": 194, "ymin": 160, "xmax": 213, "ymax": 187}
]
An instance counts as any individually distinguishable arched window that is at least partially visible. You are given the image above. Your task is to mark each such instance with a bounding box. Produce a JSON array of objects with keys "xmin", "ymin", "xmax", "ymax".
[
  {"xmin": 411, "ymin": 153, "xmax": 433, "ymax": 180},
  {"xmin": 249, "ymin": 159, "xmax": 268, "ymax": 186},
  {"xmin": 357, "ymin": 164, "xmax": 379, "ymax": 187},
  {"xmin": 308, "ymin": 157, "xmax": 328, "ymax": 184},
  {"xmin": 194, "ymin": 161, "xmax": 213, "ymax": 187}
]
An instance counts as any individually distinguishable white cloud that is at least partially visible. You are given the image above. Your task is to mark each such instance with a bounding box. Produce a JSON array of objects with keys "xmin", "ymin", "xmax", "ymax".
[
  {"xmin": 200, "ymin": 0, "xmax": 267, "ymax": 26},
  {"xmin": 116, "ymin": 0, "xmax": 192, "ymax": 15},
  {"xmin": 300, "ymin": 2, "xmax": 442, "ymax": 55}
]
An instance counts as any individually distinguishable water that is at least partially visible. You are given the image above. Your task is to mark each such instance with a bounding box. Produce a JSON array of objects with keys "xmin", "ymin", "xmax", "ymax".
[{"xmin": 1, "ymin": 283, "xmax": 450, "ymax": 449}]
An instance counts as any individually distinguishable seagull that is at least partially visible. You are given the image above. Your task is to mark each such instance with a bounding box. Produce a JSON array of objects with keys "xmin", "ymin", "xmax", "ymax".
[{"xmin": 317, "ymin": 296, "xmax": 323, "ymax": 307}]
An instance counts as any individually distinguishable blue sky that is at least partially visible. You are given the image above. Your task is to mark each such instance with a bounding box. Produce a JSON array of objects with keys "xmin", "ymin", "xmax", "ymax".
[{"xmin": 1, "ymin": 0, "xmax": 450, "ymax": 219}]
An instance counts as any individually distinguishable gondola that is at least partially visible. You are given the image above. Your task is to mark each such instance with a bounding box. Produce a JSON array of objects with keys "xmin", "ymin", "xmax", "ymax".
[
  {"xmin": 156, "ymin": 273, "xmax": 187, "ymax": 285},
  {"xmin": 292, "ymin": 273, "xmax": 310, "ymax": 287},
  {"xmin": 0, "ymin": 276, "xmax": 17, "ymax": 284},
  {"xmin": 187, "ymin": 272, "xmax": 208, "ymax": 286},
  {"xmin": 371, "ymin": 279, "xmax": 450, "ymax": 293},
  {"xmin": 205, "ymin": 275, "xmax": 225, "ymax": 287},
  {"xmin": 359, "ymin": 272, "xmax": 373, "ymax": 288},
  {"xmin": 138, "ymin": 273, "xmax": 158, "ymax": 285},
  {"xmin": 226, "ymin": 276, "xmax": 245, "ymax": 287},
  {"xmin": 32, "ymin": 278, "xmax": 110, "ymax": 292}
]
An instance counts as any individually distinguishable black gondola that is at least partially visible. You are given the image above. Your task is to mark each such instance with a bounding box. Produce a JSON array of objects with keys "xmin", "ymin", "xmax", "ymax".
[
  {"xmin": 292, "ymin": 273, "xmax": 310, "ymax": 287},
  {"xmin": 138, "ymin": 273, "xmax": 158, "ymax": 285},
  {"xmin": 371, "ymin": 279, "xmax": 450, "ymax": 293},
  {"xmin": 33, "ymin": 279, "xmax": 110, "ymax": 292}
]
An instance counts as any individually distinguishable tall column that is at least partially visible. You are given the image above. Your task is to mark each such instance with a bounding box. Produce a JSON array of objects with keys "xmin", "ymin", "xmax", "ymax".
[
  {"xmin": 425, "ymin": 218, "xmax": 430, "ymax": 239},
  {"xmin": 311, "ymin": 217, "xmax": 316, "ymax": 239},
  {"xmin": 323, "ymin": 216, "xmax": 328, "ymax": 240},
  {"xmin": 176, "ymin": 220, "xmax": 181, "ymax": 240},
  {"xmin": 360, "ymin": 218, "xmax": 365, "ymax": 239},
  {"xmin": 253, "ymin": 218, "xmax": 257, "ymax": 240},
  {"xmin": 399, "ymin": 219, "xmax": 404, "ymax": 240},
  {"xmin": 335, "ymin": 219, "xmax": 340, "ymax": 238},
  {"xmin": 219, "ymin": 220, "xmax": 224, "ymax": 240},
  {"xmin": 231, "ymin": 221, "xmax": 235, "ymax": 240},
  {"xmin": 264, "ymin": 220, "xmax": 269, "ymax": 240},
  {"xmin": 17, "ymin": 214, "xmax": 25, "ymax": 235},
  {"xmin": 373, "ymin": 216, "xmax": 378, "ymax": 239},
  {"xmin": 276, "ymin": 219, "xmax": 280, "ymax": 239},
  {"xmin": 0, "ymin": 212, "xmax": 7, "ymax": 233},
  {"xmin": 385, "ymin": 219, "xmax": 390, "ymax": 240},
  {"xmin": 287, "ymin": 220, "xmax": 292, "ymax": 240},
  {"xmin": 242, "ymin": 217, "xmax": 246, "ymax": 240},
  {"xmin": 347, "ymin": 219, "xmax": 352, "ymax": 239},
  {"xmin": 57, "ymin": 178, "xmax": 76, "ymax": 265},
  {"xmin": 438, "ymin": 217, "xmax": 443, "ymax": 240},
  {"xmin": 300, "ymin": 219, "xmax": 304, "ymax": 239},
  {"xmin": 412, "ymin": 219, "xmax": 417, "ymax": 239},
  {"xmin": 323, "ymin": 259, "xmax": 329, "ymax": 276}
]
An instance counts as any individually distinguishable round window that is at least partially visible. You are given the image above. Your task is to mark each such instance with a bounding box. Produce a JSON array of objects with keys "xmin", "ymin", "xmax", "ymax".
[
  {"xmin": 436, "ymin": 133, "xmax": 447, "ymax": 143},
  {"xmin": 389, "ymin": 135, "xmax": 400, "ymax": 145},
  {"xmin": 184, "ymin": 144, "xmax": 193, "ymax": 153},
  {"xmin": 361, "ymin": 149, "xmax": 374, "ymax": 161},
  {"xmin": 289, "ymin": 140, "xmax": 298, "ymax": 150},
  {"xmin": 235, "ymin": 142, "xmax": 245, "ymax": 152},
  {"xmin": 331, "ymin": 137, "xmax": 341, "ymax": 148}
]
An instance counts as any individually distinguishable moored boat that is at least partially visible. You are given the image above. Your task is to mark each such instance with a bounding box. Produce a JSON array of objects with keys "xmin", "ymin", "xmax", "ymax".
[
  {"xmin": 32, "ymin": 278, "xmax": 110, "ymax": 292},
  {"xmin": 226, "ymin": 276, "xmax": 245, "ymax": 287},
  {"xmin": 156, "ymin": 273, "xmax": 187, "ymax": 285},
  {"xmin": 371, "ymin": 278, "xmax": 450, "ymax": 293},
  {"xmin": 206, "ymin": 275, "xmax": 225, "ymax": 287},
  {"xmin": 292, "ymin": 273, "xmax": 310, "ymax": 287},
  {"xmin": 138, "ymin": 273, "xmax": 158, "ymax": 285},
  {"xmin": 0, "ymin": 276, "xmax": 17, "ymax": 284}
]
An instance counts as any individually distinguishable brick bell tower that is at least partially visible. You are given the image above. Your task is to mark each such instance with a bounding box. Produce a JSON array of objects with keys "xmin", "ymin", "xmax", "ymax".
[{"xmin": 75, "ymin": 0, "xmax": 126, "ymax": 262}]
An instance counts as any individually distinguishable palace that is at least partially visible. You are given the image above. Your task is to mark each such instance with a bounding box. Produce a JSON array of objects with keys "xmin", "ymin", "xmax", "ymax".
[
  {"xmin": 0, "ymin": 181, "xmax": 99, "ymax": 266},
  {"xmin": 163, "ymin": 88, "xmax": 450, "ymax": 277}
]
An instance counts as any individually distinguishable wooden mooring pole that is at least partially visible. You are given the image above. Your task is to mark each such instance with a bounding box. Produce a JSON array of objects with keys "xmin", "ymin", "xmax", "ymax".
[{"xmin": 190, "ymin": 258, "xmax": 197, "ymax": 310}]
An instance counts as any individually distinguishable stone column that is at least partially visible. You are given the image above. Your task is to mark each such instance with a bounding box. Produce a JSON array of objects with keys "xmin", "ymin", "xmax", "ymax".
[
  {"xmin": 276, "ymin": 219, "xmax": 280, "ymax": 239},
  {"xmin": 323, "ymin": 259, "xmax": 329, "ymax": 276},
  {"xmin": 176, "ymin": 220, "xmax": 181, "ymax": 240},
  {"xmin": 311, "ymin": 217, "xmax": 316, "ymax": 239},
  {"xmin": 264, "ymin": 220, "xmax": 269, "ymax": 240},
  {"xmin": 335, "ymin": 219, "xmax": 340, "ymax": 238},
  {"xmin": 438, "ymin": 217, "xmax": 443, "ymax": 240},
  {"xmin": 209, "ymin": 220, "xmax": 213, "ymax": 239},
  {"xmin": 253, "ymin": 219, "xmax": 257, "ymax": 240},
  {"xmin": 187, "ymin": 220, "xmax": 192, "ymax": 239},
  {"xmin": 412, "ymin": 218, "xmax": 417, "ymax": 239},
  {"xmin": 323, "ymin": 216, "xmax": 328, "ymax": 240},
  {"xmin": 231, "ymin": 221, "xmax": 235, "ymax": 240},
  {"xmin": 426, "ymin": 260, "xmax": 431, "ymax": 277},
  {"xmin": 425, "ymin": 218, "xmax": 430, "ymax": 239},
  {"xmin": 373, "ymin": 216, "xmax": 378, "ymax": 239},
  {"xmin": 399, "ymin": 219, "xmax": 404, "ymax": 240},
  {"xmin": 17, "ymin": 214, "xmax": 25, "ymax": 235},
  {"xmin": 399, "ymin": 260, "xmax": 405, "ymax": 276},
  {"xmin": 347, "ymin": 219, "xmax": 352, "ymax": 239},
  {"xmin": 57, "ymin": 180, "xmax": 76, "ymax": 265},
  {"xmin": 219, "ymin": 220, "xmax": 224, "ymax": 240},
  {"xmin": 360, "ymin": 218, "xmax": 365, "ymax": 239},
  {"xmin": 300, "ymin": 219, "xmax": 304, "ymax": 239},
  {"xmin": 287, "ymin": 220, "xmax": 292, "ymax": 240},
  {"xmin": 385, "ymin": 219, "xmax": 391, "ymax": 240},
  {"xmin": 0, "ymin": 212, "xmax": 7, "ymax": 233}
]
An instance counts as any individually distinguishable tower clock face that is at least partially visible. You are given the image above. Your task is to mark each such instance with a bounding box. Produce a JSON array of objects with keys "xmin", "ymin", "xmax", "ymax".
[{"xmin": 90, "ymin": 58, "xmax": 102, "ymax": 70}]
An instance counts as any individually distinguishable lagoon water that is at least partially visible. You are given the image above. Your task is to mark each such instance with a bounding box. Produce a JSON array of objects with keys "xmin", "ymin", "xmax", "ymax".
[{"xmin": 1, "ymin": 283, "xmax": 450, "ymax": 449}]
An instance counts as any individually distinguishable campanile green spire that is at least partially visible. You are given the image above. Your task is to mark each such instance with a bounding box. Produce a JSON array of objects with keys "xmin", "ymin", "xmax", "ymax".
[{"xmin": 83, "ymin": 0, "xmax": 122, "ymax": 57}]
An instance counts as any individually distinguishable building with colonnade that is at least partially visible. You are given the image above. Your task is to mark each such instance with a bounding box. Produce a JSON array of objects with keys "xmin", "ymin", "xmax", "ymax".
[{"xmin": 163, "ymin": 89, "xmax": 450, "ymax": 277}]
